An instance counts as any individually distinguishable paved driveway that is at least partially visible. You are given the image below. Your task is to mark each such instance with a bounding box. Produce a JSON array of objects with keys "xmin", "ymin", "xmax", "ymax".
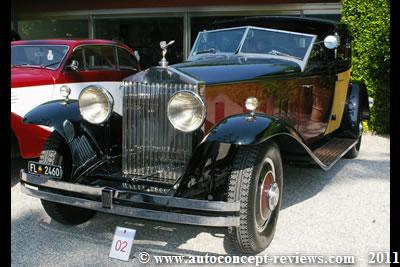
[{"xmin": 11, "ymin": 134, "xmax": 390, "ymax": 266}]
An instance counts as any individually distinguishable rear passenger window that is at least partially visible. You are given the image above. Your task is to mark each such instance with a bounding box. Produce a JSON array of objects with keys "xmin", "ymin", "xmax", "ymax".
[
  {"xmin": 118, "ymin": 48, "xmax": 138, "ymax": 71},
  {"xmin": 83, "ymin": 46, "xmax": 116, "ymax": 70}
]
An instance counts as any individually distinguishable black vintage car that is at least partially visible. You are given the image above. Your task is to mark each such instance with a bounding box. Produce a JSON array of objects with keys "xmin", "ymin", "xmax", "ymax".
[{"xmin": 20, "ymin": 17, "xmax": 369, "ymax": 253}]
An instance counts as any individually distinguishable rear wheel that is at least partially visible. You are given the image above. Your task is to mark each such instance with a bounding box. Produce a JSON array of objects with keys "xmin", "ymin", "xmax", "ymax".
[
  {"xmin": 227, "ymin": 142, "xmax": 283, "ymax": 253},
  {"xmin": 344, "ymin": 134, "xmax": 362, "ymax": 159},
  {"xmin": 39, "ymin": 133, "xmax": 96, "ymax": 225},
  {"xmin": 344, "ymin": 103, "xmax": 363, "ymax": 159}
]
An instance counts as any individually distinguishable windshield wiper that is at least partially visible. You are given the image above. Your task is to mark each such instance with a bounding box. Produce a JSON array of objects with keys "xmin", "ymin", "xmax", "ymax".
[
  {"xmin": 196, "ymin": 48, "xmax": 216, "ymax": 55},
  {"xmin": 41, "ymin": 61, "xmax": 62, "ymax": 68},
  {"xmin": 11, "ymin": 63, "xmax": 30, "ymax": 67},
  {"xmin": 268, "ymin": 50, "xmax": 302, "ymax": 60}
]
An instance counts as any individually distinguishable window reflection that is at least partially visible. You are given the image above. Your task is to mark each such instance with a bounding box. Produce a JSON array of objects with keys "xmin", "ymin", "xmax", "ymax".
[
  {"xmin": 241, "ymin": 28, "xmax": 313, "ymax": 60},
  {"xmin": 18, "ymin": 19, "xmax": 89, "ymax": 39},
  {"xmin": 95, "ymin": 18, "xmax": 183, "ymax": 69}
]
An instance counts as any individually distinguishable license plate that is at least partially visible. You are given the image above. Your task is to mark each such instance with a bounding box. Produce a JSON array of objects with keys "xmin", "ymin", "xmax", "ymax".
[{"xmin": 27, "ymin": 161, "xmax": 63, "ymax": 179}]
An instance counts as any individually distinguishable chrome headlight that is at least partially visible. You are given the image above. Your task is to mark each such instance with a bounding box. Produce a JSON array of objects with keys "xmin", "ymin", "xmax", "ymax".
[
  {"xmin": 78, "ymin": 85, "xmax": 113, "ymax": 124},
  {"xmin": 167, "ymin": 91, "xmax": 206, "ymax": 132}
]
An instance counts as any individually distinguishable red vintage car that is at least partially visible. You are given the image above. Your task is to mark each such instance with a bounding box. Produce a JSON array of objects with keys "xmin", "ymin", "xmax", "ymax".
[{"xmin": 11, "ymin": 39, "xmax": 140, "ymax": 158}]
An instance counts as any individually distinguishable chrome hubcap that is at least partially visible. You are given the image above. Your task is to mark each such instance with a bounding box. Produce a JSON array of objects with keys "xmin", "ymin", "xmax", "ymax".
[
  {"xmin": 256, "ymin": 157, "xmax": 279, "ymax": 232},
  {"xmin": 267, "ymin": 182, "xmax": 279, "ymax": 211},
  {"xmin": 260, "ymin": 170, "xmax": 274, "ymax": 221}
]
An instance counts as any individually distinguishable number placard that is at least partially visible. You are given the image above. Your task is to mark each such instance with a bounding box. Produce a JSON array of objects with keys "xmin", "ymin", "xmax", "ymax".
[{"xmin": 109, "ymin": 226, "xmax": 136, "ymax": 261}]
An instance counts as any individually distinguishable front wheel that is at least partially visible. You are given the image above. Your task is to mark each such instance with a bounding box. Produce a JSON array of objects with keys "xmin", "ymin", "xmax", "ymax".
[
  {"xmin": 39, "ymin": 133, "xmax": 96, "ymax": 225},
  {"xmin": 227, "ymin": 142, "xmax": 283, "ymax": 254}
]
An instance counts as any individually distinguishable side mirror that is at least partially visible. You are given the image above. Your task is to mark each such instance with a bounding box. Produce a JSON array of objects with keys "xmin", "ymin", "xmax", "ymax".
[
  {"xmin": 133, "ymin": 51, "xmax": 140, "ymax": 63},
  {"xmin": 67, "ymin": 60, "xmax": 79, "ymax": 71},
  {"xmin": 324, "ymin": 35, "xmax": 340, "ymax": 49}
]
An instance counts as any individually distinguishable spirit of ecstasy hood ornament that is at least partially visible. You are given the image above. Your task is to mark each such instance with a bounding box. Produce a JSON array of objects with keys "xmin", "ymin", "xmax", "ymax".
[{"xmin": 159, "ymin": 40, "xmax": 175, "ymax": 67}]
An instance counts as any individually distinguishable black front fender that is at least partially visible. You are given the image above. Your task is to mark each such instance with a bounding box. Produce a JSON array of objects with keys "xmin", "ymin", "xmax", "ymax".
[
  {"xmin": 23, "ymin": 100, "xmax": 81, "ymax": 141},
  {"xmin": 24, "ymin": 99, "xmax": 122, "ymax": 177},
  {"xmin": 176, "ymin": 113, "xmax": 304, "ymax": 198}
]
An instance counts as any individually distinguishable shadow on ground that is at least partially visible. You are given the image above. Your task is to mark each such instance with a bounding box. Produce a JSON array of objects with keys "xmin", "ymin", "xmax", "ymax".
[{"xmin": 11, "ymin": 147, "xmax": 389, "ymax": 260}]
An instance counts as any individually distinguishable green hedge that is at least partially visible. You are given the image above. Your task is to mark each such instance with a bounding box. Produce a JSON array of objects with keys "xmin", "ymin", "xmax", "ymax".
[{"xmin": 341, "ymin": 0, "xmax": 390, "ymax": 134}]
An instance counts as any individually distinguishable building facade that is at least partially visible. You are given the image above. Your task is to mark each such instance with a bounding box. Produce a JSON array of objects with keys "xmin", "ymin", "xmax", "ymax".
[{"xmin": 11, "ymin": 0, "xmax": 341, "ymax": 68}]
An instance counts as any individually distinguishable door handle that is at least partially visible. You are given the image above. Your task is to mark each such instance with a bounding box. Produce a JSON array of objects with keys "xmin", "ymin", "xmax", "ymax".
[{"xmin": 301, "ymin": 84, "xmax": 313, "ymax": 89}]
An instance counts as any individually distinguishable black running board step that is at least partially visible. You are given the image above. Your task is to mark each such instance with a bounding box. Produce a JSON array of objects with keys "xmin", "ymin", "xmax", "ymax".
[{"xmin": 311, "ymin": 138, "xmax": 357, "ymax": 168}]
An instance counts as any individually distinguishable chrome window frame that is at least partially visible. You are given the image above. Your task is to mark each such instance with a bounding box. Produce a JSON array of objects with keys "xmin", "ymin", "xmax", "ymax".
[{"xmin": 188, "ymin": 26, "xmax": 317, "ymax": 71}]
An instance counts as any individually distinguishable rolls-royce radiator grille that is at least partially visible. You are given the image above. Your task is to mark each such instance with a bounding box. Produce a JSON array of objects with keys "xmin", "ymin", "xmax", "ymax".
[{"xmin": 122, "ymin": 81, "xmax": 197, "ymax": 184}]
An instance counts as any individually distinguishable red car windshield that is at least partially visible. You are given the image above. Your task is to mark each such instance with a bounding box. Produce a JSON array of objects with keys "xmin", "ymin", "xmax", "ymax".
[{"xmin": 11, "ymin": 45, "xmax": 69, "ymax": 69}]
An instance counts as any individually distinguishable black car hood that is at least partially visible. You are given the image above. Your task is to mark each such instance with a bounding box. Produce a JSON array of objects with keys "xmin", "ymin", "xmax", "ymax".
[{"xmin": 171, "ymin": 56, "xmax": 301, "ymax": 84}]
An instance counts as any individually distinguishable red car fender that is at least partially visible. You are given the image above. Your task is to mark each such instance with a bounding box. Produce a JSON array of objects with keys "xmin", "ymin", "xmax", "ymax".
[{"xmin": 11, "ymin": 112, "xmax": 51, "ymax": 159}]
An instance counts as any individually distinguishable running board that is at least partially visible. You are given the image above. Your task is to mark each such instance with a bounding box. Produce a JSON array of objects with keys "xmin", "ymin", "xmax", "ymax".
[
  {"xmin": 309, "ymin": 138, "xmax": 358, "ymax": 170},
  {"xmin": 284, "ymin": 136, "xmax": 359, "ymax": 171}
]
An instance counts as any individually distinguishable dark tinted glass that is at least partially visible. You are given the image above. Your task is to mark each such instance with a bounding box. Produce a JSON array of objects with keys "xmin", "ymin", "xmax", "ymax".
[
  {"xmin": 83, "ymin": 46, "xmax": 116, "ymax": 70},
  {"xmin": 241, "ymin": 28, "xmax": 313, "ymax": 60},
  {"xmin": 18, "ymin": 19, "xmax": 88, "ymax": 39},
  {"xmin": 95, "ymin": 18, "xmax": 183, "ymax": 68},
  {"xmin": 118, "ymin": 48, "xmax": 138, "ymax": 70}
]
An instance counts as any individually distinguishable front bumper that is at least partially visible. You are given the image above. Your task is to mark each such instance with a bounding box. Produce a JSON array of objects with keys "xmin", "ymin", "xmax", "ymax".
[{"xmin": 20, "ymin": 170, "xmax": 240, "ymax": 227}]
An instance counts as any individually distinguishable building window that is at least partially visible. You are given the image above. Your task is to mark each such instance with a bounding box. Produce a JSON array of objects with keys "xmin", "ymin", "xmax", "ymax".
[
  {"xmin": 94, "ymin": 17, "xmax": 183, "ymax": 69},
  {"xmin": 18, "ymin": 19, "xmax": 89, "ymax": 40}
]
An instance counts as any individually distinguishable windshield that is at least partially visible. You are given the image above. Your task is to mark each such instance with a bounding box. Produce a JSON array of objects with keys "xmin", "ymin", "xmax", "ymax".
[
  {"xmin": 190, "ymin": 26, "xmax": 316, "ymax": 70},
  {"xmin": 191, "ymin": 28, "xmax": 246, "ymax": 56},
  {"xmin": 11, "ymin": 45, "xmax": 69, "ymax": 69},
  {"xmin": 240, "ymin": 28, "xmax": 314, "ymax": 61}
]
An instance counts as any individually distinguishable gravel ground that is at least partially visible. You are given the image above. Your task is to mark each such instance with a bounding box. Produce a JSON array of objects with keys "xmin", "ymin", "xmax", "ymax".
[{"xmin": 11, "ymin": 134, "xmax": 390, "ymax": 266}]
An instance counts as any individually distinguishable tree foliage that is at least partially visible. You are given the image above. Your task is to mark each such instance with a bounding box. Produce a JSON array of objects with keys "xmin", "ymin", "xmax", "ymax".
[{"xmin": 341, "ymin": 0, "xmax": 390, "ymax": 133}]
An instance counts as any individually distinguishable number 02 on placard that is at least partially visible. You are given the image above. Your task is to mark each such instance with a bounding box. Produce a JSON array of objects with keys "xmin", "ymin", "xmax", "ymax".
[
  {"xmin": 115, "ymin": 240, "xmax": 128, "ymax": 252},
  {"xmin": 109, "ymin": 227, "xmax": 136, "ymax": 261}
]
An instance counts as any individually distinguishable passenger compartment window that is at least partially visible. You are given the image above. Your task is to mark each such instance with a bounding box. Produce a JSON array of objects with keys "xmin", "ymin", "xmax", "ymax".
[
  {"xmin": 117, "ymin": 48, "xmax": 138, "ymax": 71},
  {"xmin": 83, "ymin": 46, "xmax": 116, "ymax": 70}
]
